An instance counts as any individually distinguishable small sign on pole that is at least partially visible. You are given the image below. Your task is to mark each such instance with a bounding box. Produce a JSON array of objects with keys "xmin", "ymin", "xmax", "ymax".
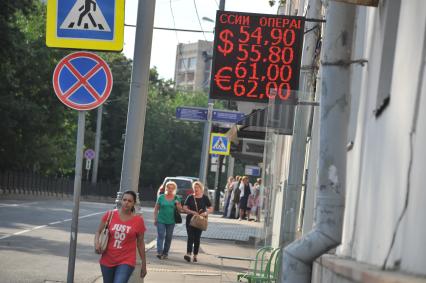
[
  {"xmin": 85, "ymin": 159, "xmax": 92, "ymax": 170},
  {"xmin": 84, "ymin": 149, "xmax": 95, "ymax": 160},
  {"xmin": 209, "ymin": 133, "xmax": 230, "ymax": 156}
]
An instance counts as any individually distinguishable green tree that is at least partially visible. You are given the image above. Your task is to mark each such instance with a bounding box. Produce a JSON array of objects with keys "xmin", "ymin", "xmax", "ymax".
[{"xmin": 0, "ymin": 0, "xmax": 76, "ymax": 174}]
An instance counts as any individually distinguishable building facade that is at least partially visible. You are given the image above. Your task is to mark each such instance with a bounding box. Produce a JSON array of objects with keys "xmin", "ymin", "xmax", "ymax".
[
  {"xmin": 258, "ymin": 0, "xmax": 426, "ymax": 282},
  {"xmin": 174, "ymin": 40, "xmax": 213, "ymax": 92}
]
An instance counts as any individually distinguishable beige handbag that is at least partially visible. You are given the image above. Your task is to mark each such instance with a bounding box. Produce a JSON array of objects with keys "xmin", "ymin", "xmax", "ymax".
[
  {"xmin": 97, "ymin": 210, "xmax": 113, "ymax": 253},
  {"xmin": 189, "ymin": 197, "xmax": 208, "ymax": 231}
]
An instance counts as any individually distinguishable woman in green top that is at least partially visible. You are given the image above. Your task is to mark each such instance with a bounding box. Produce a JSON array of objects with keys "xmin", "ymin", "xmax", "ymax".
[{"xmin": 154, "ymin": 181, "xmax": 182, "ymax": 259}]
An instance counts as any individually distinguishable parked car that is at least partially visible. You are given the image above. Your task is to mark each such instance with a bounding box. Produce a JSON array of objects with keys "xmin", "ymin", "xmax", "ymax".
[{"xmin": 158, "ymin": 176, "xmax": 195, "ymax": 203}]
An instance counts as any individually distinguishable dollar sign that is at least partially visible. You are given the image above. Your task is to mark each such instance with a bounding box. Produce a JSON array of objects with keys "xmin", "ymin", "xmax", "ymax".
[{"xmin": 218, "ymin": 29, "xmax": 234, "ymax": 56}]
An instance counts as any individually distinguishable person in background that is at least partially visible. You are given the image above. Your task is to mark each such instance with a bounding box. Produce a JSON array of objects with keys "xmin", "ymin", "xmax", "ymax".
[
  {"xmin": 182, "ymin": 181, "xmax": 213, "ymax": 263},
  {"xmin": 250, "ymin": 178, "xmax": 262, "ymax": 222},
  {"xmin": 154, "ymin": 181, "xmax": 182, "ymax": 260},
  {"xmin": 156, "ymin": 184, "xmax": 165, "ymax": 198},
  {"xmin": 230, "ymin": 176, "xmax": 242, "ymax": 219},
  {"xmin": 239, "ymin": 176, "xmax": 253, "ymax": 221},
  {"xmin": 222, "ymin": 176, "xmax": 234, "ymax": 218},
  {"xmin": 95, "ymin": 190, "xmax": 147, "ymax": 283}
]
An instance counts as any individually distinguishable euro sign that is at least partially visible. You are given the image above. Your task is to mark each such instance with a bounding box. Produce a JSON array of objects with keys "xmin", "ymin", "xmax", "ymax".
[
  {"xmin": 214, "ymin": 66, "xmax": 232, "ymax": 91},
  {"xmin": 218, "ymin": 29, "xmax": 234, "ymax": 56}
]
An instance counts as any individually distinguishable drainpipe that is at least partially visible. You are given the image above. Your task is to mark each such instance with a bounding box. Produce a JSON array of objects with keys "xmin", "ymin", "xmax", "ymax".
[{"xmin": 282, "ymin": 2, "xmax": 356, "ymax": 282}]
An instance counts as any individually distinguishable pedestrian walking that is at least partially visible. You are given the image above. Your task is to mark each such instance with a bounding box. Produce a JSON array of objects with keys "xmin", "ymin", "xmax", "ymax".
[
  {"xmin": 94, "ymin": 190, "xmax": 147, "ymax": 283},
  {"xmin": 249, "ymin": 178, "xmax": 262, "ymax": 222},
  {"xmin": 222, "ymin": 176, "xmax": 234, "ymax": 218},
  {"xmin": 154, "ymin": 181, "xmax": 182, "ymax": 259},
  {"xmin": 182, "ymin": 181, "xmax": 213, "ymax": 263},
  {"xmin": 230, "ymin": 176, "xmax": 242, "ymax": 219},
  {"xmin": 239, "ymin": 176, "xmax": 253, "ymax": 221}
]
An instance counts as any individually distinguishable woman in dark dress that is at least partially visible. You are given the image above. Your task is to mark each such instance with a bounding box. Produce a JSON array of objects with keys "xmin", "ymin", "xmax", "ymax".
[
  {"xmin": 239, "ymin": 176, "xmax": 253, "ymax": 221},
  {"xmin": 182, "ymin": 181, "xmax": 213, "ymax": 263}
]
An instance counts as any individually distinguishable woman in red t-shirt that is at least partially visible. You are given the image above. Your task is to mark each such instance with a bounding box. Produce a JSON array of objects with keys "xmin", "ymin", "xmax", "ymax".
[{"xmin": 95, "ymin": 190, "xmax": 147, "ymax": 283}]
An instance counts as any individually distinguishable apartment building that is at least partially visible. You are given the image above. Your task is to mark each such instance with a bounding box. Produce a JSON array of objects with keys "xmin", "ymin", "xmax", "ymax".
[{"xmin": 174, "ymin": 40, "xmax": 213, "ymax": 92}]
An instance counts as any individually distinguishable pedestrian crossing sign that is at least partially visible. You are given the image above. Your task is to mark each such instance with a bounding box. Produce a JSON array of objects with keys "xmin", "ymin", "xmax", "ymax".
[
  {"xmin": 209, "ymin": 133, "xmax": 230, "ymax": 156},
  {"xmin": 46, "ymin": 0, "xmax": 124, "ymax": 51}
]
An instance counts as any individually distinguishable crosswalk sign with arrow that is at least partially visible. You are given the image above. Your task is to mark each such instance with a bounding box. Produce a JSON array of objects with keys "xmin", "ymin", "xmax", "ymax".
[
  {"xmin": 46, "ymin": 0, "xmax": 124, "ymax": 51},
  {"xmin": 209, "ymin": 133, "xmax": 230, "ymax": 156}
]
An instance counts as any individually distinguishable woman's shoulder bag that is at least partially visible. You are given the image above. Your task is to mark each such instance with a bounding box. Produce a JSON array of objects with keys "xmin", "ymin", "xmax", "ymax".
[
  {"xmin": 96, "ymin": 210, "xmax": 114, "ymax": 254},
  {"xmin": 189, "ymin": 196, "xmax": 208, "ymax": 231}
]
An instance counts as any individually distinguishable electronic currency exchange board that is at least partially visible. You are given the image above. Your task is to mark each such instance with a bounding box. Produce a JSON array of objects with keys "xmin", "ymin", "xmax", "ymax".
[{"xmin": 210, "ymin": 11, "xmax": 305, "ymax": 104}]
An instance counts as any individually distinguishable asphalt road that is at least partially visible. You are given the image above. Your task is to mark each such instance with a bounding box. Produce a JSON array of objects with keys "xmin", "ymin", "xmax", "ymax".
[{"xmin": 0, "ymin": 199, "xmax": 156, "ymax": 283}]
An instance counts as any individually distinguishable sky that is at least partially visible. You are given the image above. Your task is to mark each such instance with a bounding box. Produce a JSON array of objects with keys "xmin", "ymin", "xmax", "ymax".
[{"xmin": 123, "ymin": 0, "xmax": 279, "ymax": 80}]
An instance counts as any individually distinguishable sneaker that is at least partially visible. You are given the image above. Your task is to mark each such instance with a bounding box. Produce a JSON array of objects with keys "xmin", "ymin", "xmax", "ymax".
[
  {"xmin": 162, "ymin": 255, "xmax": 168, "ymax": 259},
  {"xmin": 184, "ymin": 255, "xmax": 191, "ymax": 262},
  {"xmin": 193, "ymin": 257, "xmax": 198, "ymax": 263},
  {"xmin": 156, "ymin": 254, "xmax": 163, "ymax": 260}
]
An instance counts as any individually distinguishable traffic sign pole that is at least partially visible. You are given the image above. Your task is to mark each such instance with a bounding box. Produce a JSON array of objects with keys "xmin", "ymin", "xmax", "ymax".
[
  {"xmin": 91, "ymin": 105, "xmax": 103, "ymax": 184},
  {"xmin": 200, "ymin": 103, "xmax": 214, "ymax": 186},
  {"xmin": 67, "ymin": 111, "xmax": 85, "ymax": 283}
]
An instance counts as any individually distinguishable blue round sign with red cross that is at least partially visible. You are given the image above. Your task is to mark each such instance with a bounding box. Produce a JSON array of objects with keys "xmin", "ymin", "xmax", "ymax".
[{"xmin": 53, "ymin": 51, "xmax": 113, "ymax": 110}]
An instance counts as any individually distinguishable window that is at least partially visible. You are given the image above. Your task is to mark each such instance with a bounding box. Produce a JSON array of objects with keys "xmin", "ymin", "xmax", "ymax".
[
  {"xmin": 188, "ymin": 57, "xmax": 197, "ymax": 70},
  {"xmin": 178, "ymin": 59, "xmax": 187, "ymax": 71},
  {"xmin": 187, "ymin": 72, "xmax": 195, "ymax": 82}
]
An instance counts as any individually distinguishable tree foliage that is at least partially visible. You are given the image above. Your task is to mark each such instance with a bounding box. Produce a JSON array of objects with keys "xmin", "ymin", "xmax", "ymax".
[{"xmin": 0, "ymin": 0, "xmax": 214, "ymax": 191}]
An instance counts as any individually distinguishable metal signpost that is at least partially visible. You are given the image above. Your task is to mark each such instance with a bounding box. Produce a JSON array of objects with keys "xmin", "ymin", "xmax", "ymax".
[
  {"xmin": 46, "ymin": 0, "xmax": 125, "ymax": 51},
  {"xmin": 52, "ymin": 51, "xmax": 112, "ymax": 283},
  {"xmin": 84, "ymin": 149, "xmax": 95, "ymax": 180},
  {"xmin": 176, "ymin": 106, "xmax": 244, "ymax": 185}
]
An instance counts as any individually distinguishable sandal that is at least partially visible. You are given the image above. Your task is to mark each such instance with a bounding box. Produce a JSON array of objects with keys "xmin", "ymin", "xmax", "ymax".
[{"xmin": 184, "ymin": 255, "xmax": 191, "ymax": 262}]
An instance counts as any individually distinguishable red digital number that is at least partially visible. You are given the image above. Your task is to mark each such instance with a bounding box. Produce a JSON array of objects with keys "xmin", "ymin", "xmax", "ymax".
[
  {"xmin": 250, "ymin": 45, "xmax": 261, "ymax": 62},
  {"xmin": 268, "ymin": 46, "xmax": 294, "ymax": 64},
  {"xmin": 265, "ymin": 82, "xmax": 291, "ymax": 101},
  {"xmin": 249, "ymin": 63, "xmax": 259, "ymax": 80},
  {"xmin": 237, "ymin": 44, "xmax": 249, "ymax": 61},
  {"xmin": 237, "ymin": 44, "xmax": 261, "ymax": 62},
  {"xmin": 270, "ymin": 28, "xmax": 296, "ymax": 46},
  {"xmin": 282, "ymin": 47, "xmax": 294, "ymax": 64},
  {"xmin": 239, "ymin": 26, "xmax": 263, "ymax": 45},
  {"xmin": 266, "ymin": 82, "xmax": 278, "ymax": 99},
  {"xmin": 246, "ymin": 80, "xmax": 258, "ymax": 98},
  {"xmin": 267, "ymin": 64, "xmax": 293, "ymax": 82},
  {"xmin": 234, "ymin": 80, "xmax": 246, "ymax": 96},
  {"xmin": 235, "ymin": 62, "xmax": 247, "ymax": 78},
  {"xmin": 283, "ymin": 29, "xmax": 296, "ymax": 46},
  {"xmin": 239, "ymin": 26, "xmax": 250, "ymax": 43},
  {"xmin": 278, "ymin": 83, "xmax": 291, "ymax": 100}
]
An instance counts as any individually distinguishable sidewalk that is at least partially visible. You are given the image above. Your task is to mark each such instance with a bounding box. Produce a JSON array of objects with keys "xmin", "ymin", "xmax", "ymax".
[{"xmin": 94, "ymin": 214, "xmax": 264, "ymax": 283}]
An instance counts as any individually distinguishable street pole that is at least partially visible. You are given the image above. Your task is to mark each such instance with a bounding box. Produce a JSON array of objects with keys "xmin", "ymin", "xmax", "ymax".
[
  {"xmin": 214, "ymin": 154, "xmax": 224, "ymax": 211},
  {"xmin": 118, "ymin": 0, "xmax": 156, "ymax": 205},
  {"xmin": 227, "ymin": 155, "xmax": 234, "ymax": 179},
  {"xmin": 199, "ymin": 0, "xmax": 225, "ymax": 187},
  {"xmin": 67, "ymin": 111, "xmax": 85, "ymax": 283},
  {"xmin": 200, "ymin": 102, "xmax": 214, "ymax": 185},
  {"xmin": 91, "ymin": 105, "xmax": 102, "ymax": 184}
]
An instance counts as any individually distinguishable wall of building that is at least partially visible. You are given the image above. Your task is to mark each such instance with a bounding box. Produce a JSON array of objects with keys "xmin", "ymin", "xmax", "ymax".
[{"xmin": 338, "ymin": 0, "xmax": 426, "ymax": 276}]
